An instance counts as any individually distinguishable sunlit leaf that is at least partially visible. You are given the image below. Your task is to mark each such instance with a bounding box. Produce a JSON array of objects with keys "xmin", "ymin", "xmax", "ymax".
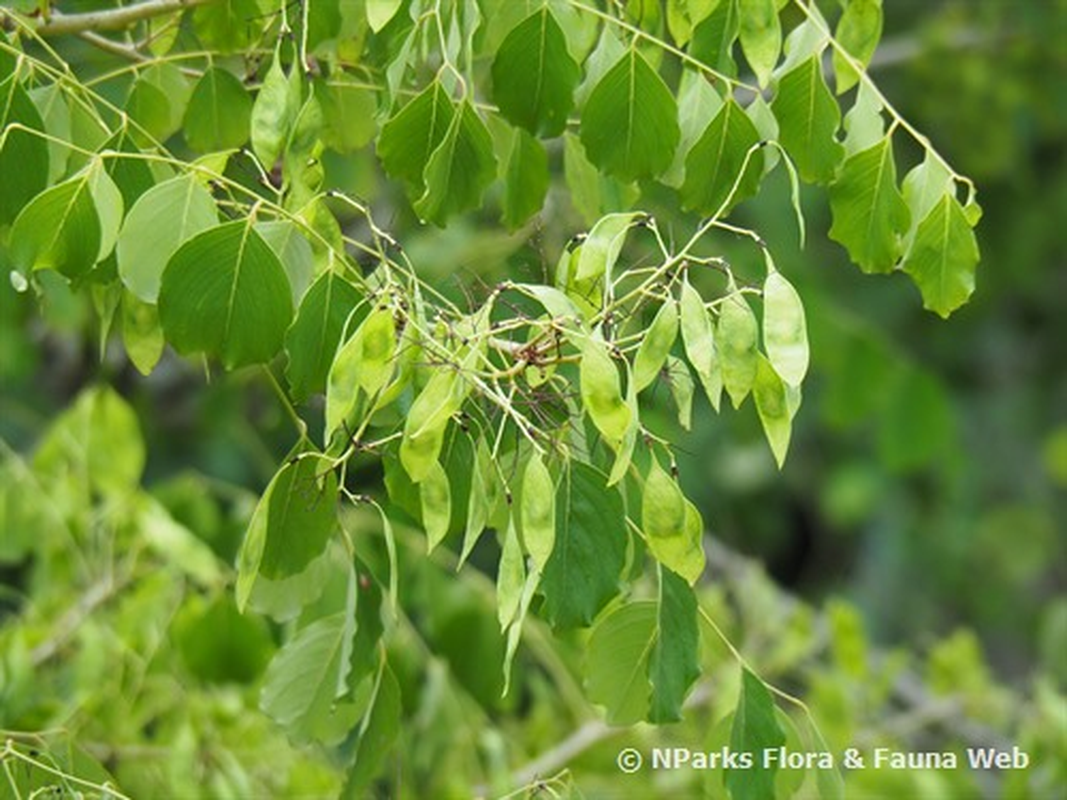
[
  {"xmin": 833, "ymin": 0, "xmax": 883, "ymax": 95},
  {"xmin": 901, "ymin": 193, "xmax": 979, "ymax": 317},
  {"xmin": 10, "ymin": 172, "xmax": 100, "ymax": 279},
  {"xmin": 633, "ymin": 300, "xmax": 679, "ymax": 392},
  {"xmin": 772, "ymin": 55, "xmax": 843, "ymax": 184},
  {"xmin": 762, "ymin": 269, "xmax": 809, "ymax": 386},
  {"xmin": 738, "ymin": 0, "xmax": 781, "ymax": 87},
  {"xmin": 586, "ymin": 602, "xmax": 656, "ymax": 724},
  {"xmin": 0, "ymin": 76, "xmax": 49, "ymax": 226}
]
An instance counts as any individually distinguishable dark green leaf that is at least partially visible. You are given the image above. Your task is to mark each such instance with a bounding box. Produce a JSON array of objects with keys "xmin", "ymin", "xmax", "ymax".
[
  {"xmin": 341, "ymin": 665, "xmax": 401, "ymax": 798},
  {"xmin": 580, "ymin": 49, "xmax": 680, "ymax": 182},
  {"xmin": 319, "ymin": 78, "xmax": 377, "ymax": 153},
  {"xmin": 828, "ymin": 136, "xmax": 910, "ymax": 273},
  {"xmin": 540, "ymin": 462, "xmax": 627, "ymax": 628},
  {"xmin": 285, "ymin": 270, "xmax": 363, "ymax": 401},
  {"xmin": 689, "ymin": 0, "xmax": 739, "ymax": 78},
  {"xmin": 414, "ymin": 100, "xmax": 497, "ymax": 226},
  {"xmin": 159, "ymin": 220, "xmax": 294, "ymax": 368},
  {"xmin": 649, "ymin": 569, "xmax": 700, "ymax": 722},
  {"xmin": 184, "ymin": 67, "xmax": 253, "ymax": 152},
  {"xmin": 901, "ymin": 193, "xmax": 979, "ymax": 317},
  {"xmin": 193, "ymin": 0, "xmax": 264, "ymax": 53},
  {"xmin": 502, "ymin": 127, "xmax": 549, "ymax": 230},
  {"xmin": 725, "ymin": 668, "xmax": 786, "ymax": 800},
  {"xmin": 251, "ymin": 52, "xmax": 301, "ymax": 168},
  {"xmin": 681, "ymin": 98, "xmax": 763, "ymax": 217},
  {"xmin": 0, "ymin": 76, "xmax": 49, "ymax": 226},
  {"xmin": 491, "ymin": 7, "xmax": 580, "ymax": 137},
  {"xmin": 377, "ymin": 80, "xmax": 455, "ymax": 194},
  {"xmin": 772, "ymin": 55, "xmax": 843, "ymax": 184}
]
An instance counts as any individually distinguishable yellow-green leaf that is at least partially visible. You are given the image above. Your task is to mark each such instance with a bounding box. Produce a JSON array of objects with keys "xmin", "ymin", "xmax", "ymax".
[{"xmin": 762, "ymin": 270, "xmax": 808, "ymax": 386}]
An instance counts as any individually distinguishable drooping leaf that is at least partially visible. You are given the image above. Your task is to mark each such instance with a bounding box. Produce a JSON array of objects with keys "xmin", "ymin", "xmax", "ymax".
[
  {"xmin": 520, "ymin": 452, "xmax": 555, "ymax": 572},
  {"xmin": 663, "ymin": 67, "xmax": 724, "ymax": 187},
  {"xmin": 491, "ymin": 6, "xmax": 580, "ymax": 137},
  {"xmin": 725, "ymin": 669, "xmax": 787, "ymax": 800},
  {"xmin": 753, "ymin": 355, "xmax": 792, "ymax": 467},
  {"xmin": 666, "ymin": 355, "xmax": 696, "ymax": 428},
  {"xmin": 828, "ymin": 136, "xmax": 910, "ymax": 273},
  {"xmin": 681, "ymin": 98, "xmax": 763, "ymax": 217},
  {"xmin": 0, "ymin": 76, "xmax": 49, "ymax": 226},
  {"xmin": 121, "ymin": 288, "xmax": 164, "ymax": 375},
  {"xmin": 414, "ymin": 100, "xmax": 497, "ymax": 225},
  {"xmin": 738, "ymin": 0, "xmax": 781, "ymax": 87},
  {"xmin": 366, "ymin": 0, "xmax": 403, "ymax": 32},
  {"xmin": 901, "ymin": 152, "xmax": 954, "ymax": 248},
  {"xmin": 642, "ymin": 458, "xmax": 704, "ymax": 584},
  {"xmin": 184, "ymin": 67, "xmax": 253, "ymax": 152},
  {"xmin": 540, "ymin": 462, "xmax": 627, "ymax": 629},
  {"xmin": 579, "ymin": 336, "xmax": 632, "ymax": 448},
  {"xmin": 579, "ymin": 48, "xmax": 680, "ymax": 182},
  {"xmin": 649, "ymin": 569, "xmax": 700, "ymax": 722},
  {"xmin": 575, "ymin": 211, "xmax": 645, "ymax": 287},
  {"xmin": 772, "ymin": 55, "xmax": 843, "ymax": 184},
  {"xmin": 901, "ymin": 193, "xmax": 979, "ymax": 318},
  {"xmin": 420, "ymin": 459, "xmax": 452, "ymax": 552},
  {"xmin": 717, "ymin": 288, "xmax": 759, "ymax": 408},
  {"xmin": 833, "ymin": 0, "xmax": 883, "ymax": 95},
  {"xmin": 633, "ymin": 300, "xmax": 679, "ymax": 392},
  {"xmin": 285, "ymin": 270, "xmax": 364, "ymax": 401},
  {"xmin": 680, "ymin": 277, "xmax": 722, "ymax": 411},
  {"xmin": 86, "ymin": 162, "xmax": 123, "ymax": 264},
  {"xmin": 237, "ymin": 456, "xmax": 338, "ymax": 608},
  {"xmin": 841, "ymin": 79, "xmax": 885, "ymax": 156},
  {"xmin": 9, "ymin": 172, "xmax": 100, "ymax": 279},
  {"xmin": 340, "ymin": 664, "xmax": 402, "ymax": 798},
  {"xmin": 251, "ymin": 51, "xmax": 300, "ymax": 168},
  {"xmin": 325, "ymin": 304, "xmax": 397, "ymax": 440},
  {"xmin": 158, "ymin": 220, "xmax": 294, "ymax": 369},
  {"xmin": 400, "ymin": 369, "xmax": 467, "ymax": 482},
  {"xmin": 319, "ymin": 78, "xmax": 378, "ymax": 153},
  {"xmin": 260, "ymin": 611, "xmax": 354, "ymax": 740},
  {"xmin": 502, "ymin": 127, "xmax": 549, "ymax": 230},
  {"xmin": 762, "ymin": 269, "xmax": 808, "ymax": 386},
  {"xmin": 586, "ymin": 601, "xmax": 656, "ymax": 724},
  {"xmin": 497, "ymin": 515, "xmax": 526, "ymax": 629},
  {"xmin": 116, "ymin": 174, "xmax": 218, "ymax": 302},
  {"xmin": 377, "ymin": 80, "xmax": 455, "ymax": 194},
  {"xmin": 689, "ymin": 0, "xmax": 739, "ymax": 78},
  {"xmin": 257, "ymin": 219, "xmax": 315, "ymax": 303},
  {"xmin": 29, "ymin": 83, "xmax": 70, "ymax": 184}
]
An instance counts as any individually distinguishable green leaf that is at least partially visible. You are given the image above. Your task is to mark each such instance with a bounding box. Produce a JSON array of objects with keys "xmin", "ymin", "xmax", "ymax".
[
  {"xmin": 414, "ymin": 100, "xmax": 497, "ymax": 225},
  {"xmin": 633, "ymin": 300, "xmax": 679, "ymax": 392},
  {"xmin": 121, "ymin": 289, "xmax": 164, "ymax": 375},
  {"xmin": 580, "ymin": 48, "xmax": 680, "ymax": 182},
  {"xmin": 159, "ymin": 220, "xmax": 294, "ymax": 369},
  {"xmin": 689, "ymin": 0, "xmax": 739, "ymax": 78},
  {"xmin": 642, "ymin": 458, "xmax": 705, "ymax": 584},
  {"xmin": 319, "ymin": 78, "xmax": 378, "ymax": 153},
  {"xmin": 520, "ymin": 453, "xmax": 555, "ymax": 573},
  {"xmin": 754, "ymin": 354, "xmax": 792, "ymax": 467},
  {"xmin": 666, "ymin": 355, "xmax": 696, "ymax": 428},
  {"xmin": 649, "ymin": 569, "xmax": 700, "ymax": 722},
  {"xmin": 184, "ymin": 67, "xmax": 253, "ymax": 152},
  {"xmin": 681, "ymin": 98, "xmax": 763, "ymax": 217},
  {"xmin": 377, "ymin": 81, "xmax": 455, "ymax": 194},
  {"xmin": 460, "ymin": 437, "xmax": 496, "ymax": 565},
  {"xmin": 563, "ymin": 130, "xmax": 602, "ymax": 225},
  {"xmin": 841, "ymin": 79, "xmax": 884, "ymax": 156},
  {"xmin": 260, "ymin": 611, "xmax": 354, "ymax": 739},
  {"xmin": 575, "ymin": 211, "xmax": 645, "ymax": 286},
  {"xmin": 237, "ymin": 456, "xmax": 339, "ymax": 611},
  {"xmin": 901, "ymin": 193, "xmax": 979, "ymax": 318},
  {"xmin": 87, "ymin": 162, "xmax": 123, "ymax": 264},
  {"xmin": 420, "ymin": 459, "xmax": 452, "ymax": 552},
  {"xmin": 901, "ymin": 152, "xmax": 953, "ymax": 247},
  {"xmin": 725, "ymin": 669, "xmax": 786, "ymax": 800},
  {"xmin": 285, "ymin": 270, "xmax": 363, "ymax": 401},
  {"xmin": 340, "ymin": 665, "xmax": 402, "ymax": 798},
  {"xmin": 116, "ymin": 175, "xmax": 218, "ymax": 302},
  {"xmin": 491, "ymin": 7, "xmax": 580, "ymax": 137},
  {"xmin": 400, "ymin": 369, "xmax": 467, "ymax": 482},
  {"xmin": 126, "ymin": 76, "xmax": 173, "ymax": 142},
  {"xmin": 828, "ymin": 136, "xmax": 910, "ymax": 273},
  {"xmin": 10, "ymin": 172, "xmax": 100, "ymax": 279},
  {"xmin": 680, "ymin": 276, "xmax": 722, "ymax": 411},
  {"xmin": 0, "ymin": 76, "xmax": 49, "ymax": 226},
  {"xmin": 257, "ymin": 219, "xmax": 315, "ymax": 304},
  {"xmin": 772, "ymin": 55, "xmax": 843, "ymax": 184},
  {"xmin": 540, "ymin": 462, "xmax": 627, "ymax": 628},
  {"xmin": 738, "ymin": 0, "xmax": 781, "ymax": 87},
  {"xmin": 762, "ymin": 269, "xmax": 808, "ymax": 386},
  {"xmin": 366, "ymin": 0, "xmax": 403, "ymax": 32},
  {"xmin": 325, "ymin": 304, "xmax": 396, "ymax": 440},
  {"xmin": 497, "ymin": 515, "xmax": 526, "ymax": 629},
  {"xmin": 663, "ymin": 67, "xmax": 724, "ymax": 187},
  {"xmin": 833, "ymin": 0, "xmax": 883, "ymax": 95},
  {"xmin": 718, "ymin": 288, "xmax": 759, "ymax": 408},
  {"xmin": 193, "ymin": 0, "xmax": 264, "ymax": 53},
  {"xmin": 502, "ymin": 127, "xmax": 549, "ymax": 230},
  {"xmin": 580, "ymin": 336, "xmax": 632, "ymax": 448},
  {"xmin": 251, "ymin": 52, "xmax": 300, "ymax": 168},
  {"xmin": 586, "ymin": 602, "xmax": 656, "ymax": 724},
  {"xmin": 29, "ymin": 83, "xmax": 70, "ymax": 184}
]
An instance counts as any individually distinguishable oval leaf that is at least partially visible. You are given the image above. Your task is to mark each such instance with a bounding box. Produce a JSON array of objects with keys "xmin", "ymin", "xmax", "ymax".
[{"xmin": 762, "ymin": 270, "xmax": 809, "ymax": 386}]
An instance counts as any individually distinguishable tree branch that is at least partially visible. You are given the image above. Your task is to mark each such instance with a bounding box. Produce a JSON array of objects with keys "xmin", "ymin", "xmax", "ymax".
[{"xmin": 6, "ymin": 0, "xmax": 213, "ymax": 37}]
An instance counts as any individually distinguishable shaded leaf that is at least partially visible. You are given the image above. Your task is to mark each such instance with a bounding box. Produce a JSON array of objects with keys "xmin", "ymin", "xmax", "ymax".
[
  {"xmin": 718, "ymin": 288, "xmax": 759, "ymax": 408},
  {"xmin": 377, "ymin": 80, "xmax": 455, "ymax": 194},
  {"xmin": 502, "ymin": 127, "xmax": 549, "ymax": 230},
  {"xmin": 754, "ymin": 354, "xmax": 792, "ymax": 467},
  {"xmin": 0, "ymin": 76, "xmax": 49, "ymax": 226},
  {"xmin": 285, "ymin": 270, "xmax": 363, "ymax": 401},
  {"xmin": 633, "ymin": 300, "xmax": 679, "ymax": 392},
  {"xmin": 586, "ymin": 602, "xmax": 656, "ymax": 724},
  {"xmin": 10, "ymin": 172, "xmax": 100, "ymax": 279},
  {"xmin": 649, "ymin": 569, "xmax": 700, "ymax": 722},
  {"xmin": 520, "ymin": 453, "xmax": 556, "ymax": 572},
  {"xmin": 414, "ymin": 100, "xmax": 497, "ymax": 225},
  {"xmin": 680, "ymin": 277, "xmax": 722, "ymax": 411},
  {"xmin": 681, "ymin": 98, "xmax": 763, "ymax": 217},
  {"xmin": 725, "ymin": 669, "xmax": 786, "ymax": 800},
  {"xmin": 184, "ymin": 67, "xmax": 253, "ymax": 151},
  {"xmin": 772, "ymin": 55, "xmax": 843, "ymax": 184}
]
